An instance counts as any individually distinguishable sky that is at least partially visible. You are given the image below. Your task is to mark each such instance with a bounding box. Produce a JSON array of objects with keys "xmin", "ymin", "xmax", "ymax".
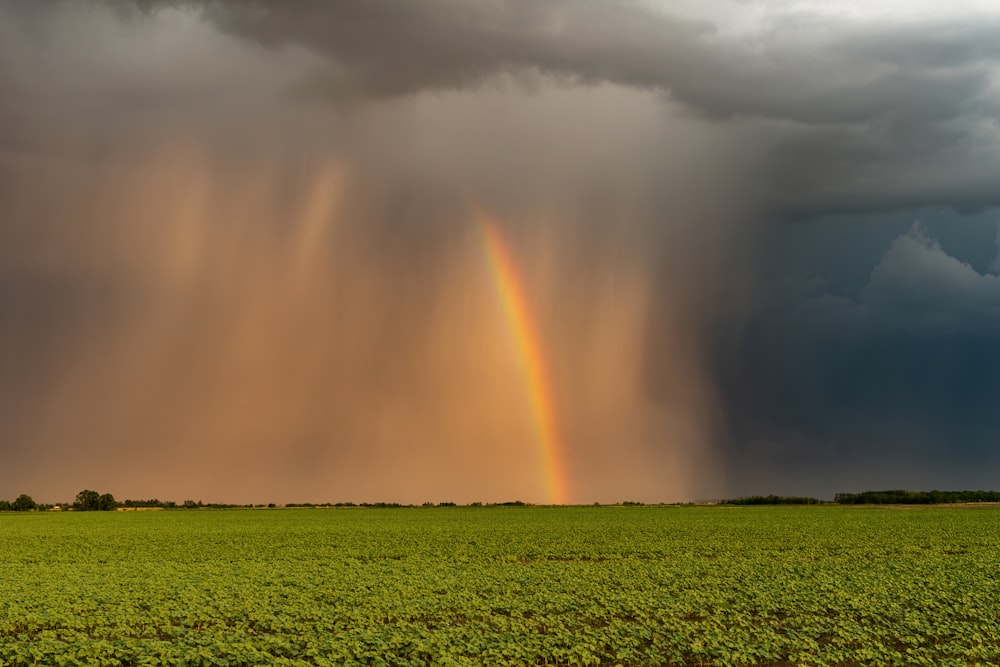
[{"xmin": 2, "ymin": 0, "xmax": 1000, "ymax": 504}]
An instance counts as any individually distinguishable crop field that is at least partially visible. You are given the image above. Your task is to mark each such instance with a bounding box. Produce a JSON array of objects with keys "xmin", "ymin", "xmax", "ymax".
[{"xmin": 2, "ymin": 506, "xmax": 1000, "ymax": 666}]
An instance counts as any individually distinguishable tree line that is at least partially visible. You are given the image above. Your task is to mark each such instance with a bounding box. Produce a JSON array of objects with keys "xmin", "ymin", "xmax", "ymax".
[
  {"xmin": 724, "ymin": 490, "xmax": 1000, "ymax": 505},
  {"xmin": 725, "ymin": 495, "xmax": 824, "ymax": 505},
  {"xmin": 0, "ymin": 490, "xmax": 229, "ymax": 512},
  {"xmin": 0, "ymin": 490, "xmax": 123, "ymax": 512},
  {"xmin": 0, "ymin": 494, "xmax": 41, "ymax": 512},
  {"xmin": 6, "ymin": 489, "xmax": 1000, "ymax": 511},
  {"xmin": 0, "ymin": 494, "xmax": 526, "ymax": 511},
  {"xmin": 833, "ymin": 489, "xmax": 1000, "ymax": 505}
]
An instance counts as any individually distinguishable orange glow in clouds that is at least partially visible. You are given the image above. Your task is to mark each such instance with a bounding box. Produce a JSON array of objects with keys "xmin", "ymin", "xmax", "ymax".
[{"xmin": 479, "ymin": 217, "xmax": 571, "ymax": 505}]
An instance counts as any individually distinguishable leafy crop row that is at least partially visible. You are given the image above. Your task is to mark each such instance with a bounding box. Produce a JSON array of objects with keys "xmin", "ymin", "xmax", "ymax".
[{"xmin": 2, "ymin": 506, "xmax": 999, "ymax": 666}]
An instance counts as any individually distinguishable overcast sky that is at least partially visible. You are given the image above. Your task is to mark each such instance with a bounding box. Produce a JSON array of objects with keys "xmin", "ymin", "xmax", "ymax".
[{"xmin": 2, "ymin": 0, "xmax": 999, "ymax": 503}]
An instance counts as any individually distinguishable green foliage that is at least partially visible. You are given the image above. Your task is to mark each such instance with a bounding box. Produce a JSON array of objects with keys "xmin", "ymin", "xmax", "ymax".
[
  {"xmin": 97, "ymin": 493, "xmax": 117, "ymax": 512},
  {"xmin": 74, "ymin": 489, "xmax": 118, "ymax": 511},
  {"xmin": 835, "ymin": 489, "xmax": 1000, "ymax": 504},
  {"xmin": 74, "ymin": 490, "xmax": 100, "ymax": 511},
  {"xmin": 10, "ymin": 494, "xmax": 36, "ymax": 512},
  {"xmin": 122, "ymin": 498, "xmax": 166, "ymax": 508},
  {"xmin": 2, "ymin": 506, "xmax": 1000, "ymax": 665}
]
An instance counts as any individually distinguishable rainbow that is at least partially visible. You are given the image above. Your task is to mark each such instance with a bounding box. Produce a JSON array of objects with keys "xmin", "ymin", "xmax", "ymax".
[{"xmin": 479, "ymin": 218, "xmax": 571, "ymax": 505}]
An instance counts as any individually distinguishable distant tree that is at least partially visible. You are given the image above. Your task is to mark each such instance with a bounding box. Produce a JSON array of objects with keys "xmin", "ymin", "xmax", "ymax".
[
  {"xmin": 123, "ymin": 499, "xmax": 163, "ymax": 508},
  {"xmin": 12, "ymin": 494, "xmax": 37, "ymax": 512},
  {"xmin": 75, "ymin": 489, "xmax": 101, "ymax": 511},
  {"xmin": 182, "ymin": 500, "xmax": 199, "ymax": 509},
  {"xmin": 97, "ymin": 493, "xmax": 117, "ymax": 511},
  {"xmin": 725, "ymin": 495, "xmax": 822, "ymax": 506},
  {"xmin": 0, "ymin": 500, "xmax": 10, "ymax": 511}
]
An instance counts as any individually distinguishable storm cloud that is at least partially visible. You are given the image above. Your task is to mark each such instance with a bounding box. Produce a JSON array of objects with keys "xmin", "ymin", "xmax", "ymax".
[
  {"xmin": 2, "ymin": 0, "xmax": 1000, "ymax": 503},
  {"xmin": 135, "ymin": 0, "xmax": 1000, "ymax": 216}
]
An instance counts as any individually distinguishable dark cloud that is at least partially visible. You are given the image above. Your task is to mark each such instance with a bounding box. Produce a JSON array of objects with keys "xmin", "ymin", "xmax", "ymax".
[
  {"xmin": 785, "ymin": 222, "xmax": 1000, "ymax": 338},
  {"xmin": 5, "ymin": 0, "xmax": 999, "ymax": 216},
  {"xmin": 139, "ymin": 1, "xmax": 999, "ymax": 121},
  {"xmin": 717, "ymin": 214, "xmax": 1000, "ymax": 496},
  {"xmin": 122, "ymin": 0, "xmax": 1000, "ymax": 216}
]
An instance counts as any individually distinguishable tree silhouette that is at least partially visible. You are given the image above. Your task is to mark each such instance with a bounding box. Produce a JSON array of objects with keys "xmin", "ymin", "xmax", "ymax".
[
  {"xmin": 75, "ymin": 489, "xmax": 100, "ymax": 511},
  {"xmin": 12, "ymin": 494, "xmax": 37, "ymax": 511},
  {"xmin": 97, "ymin": 493, "xmax": 117, "ymax": 511}
]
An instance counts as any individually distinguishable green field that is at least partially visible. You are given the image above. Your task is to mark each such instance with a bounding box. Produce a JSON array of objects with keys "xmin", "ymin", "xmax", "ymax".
[{"xmin": 2, "ymin": 506, "xmax": 1000, "ymax": 666}]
